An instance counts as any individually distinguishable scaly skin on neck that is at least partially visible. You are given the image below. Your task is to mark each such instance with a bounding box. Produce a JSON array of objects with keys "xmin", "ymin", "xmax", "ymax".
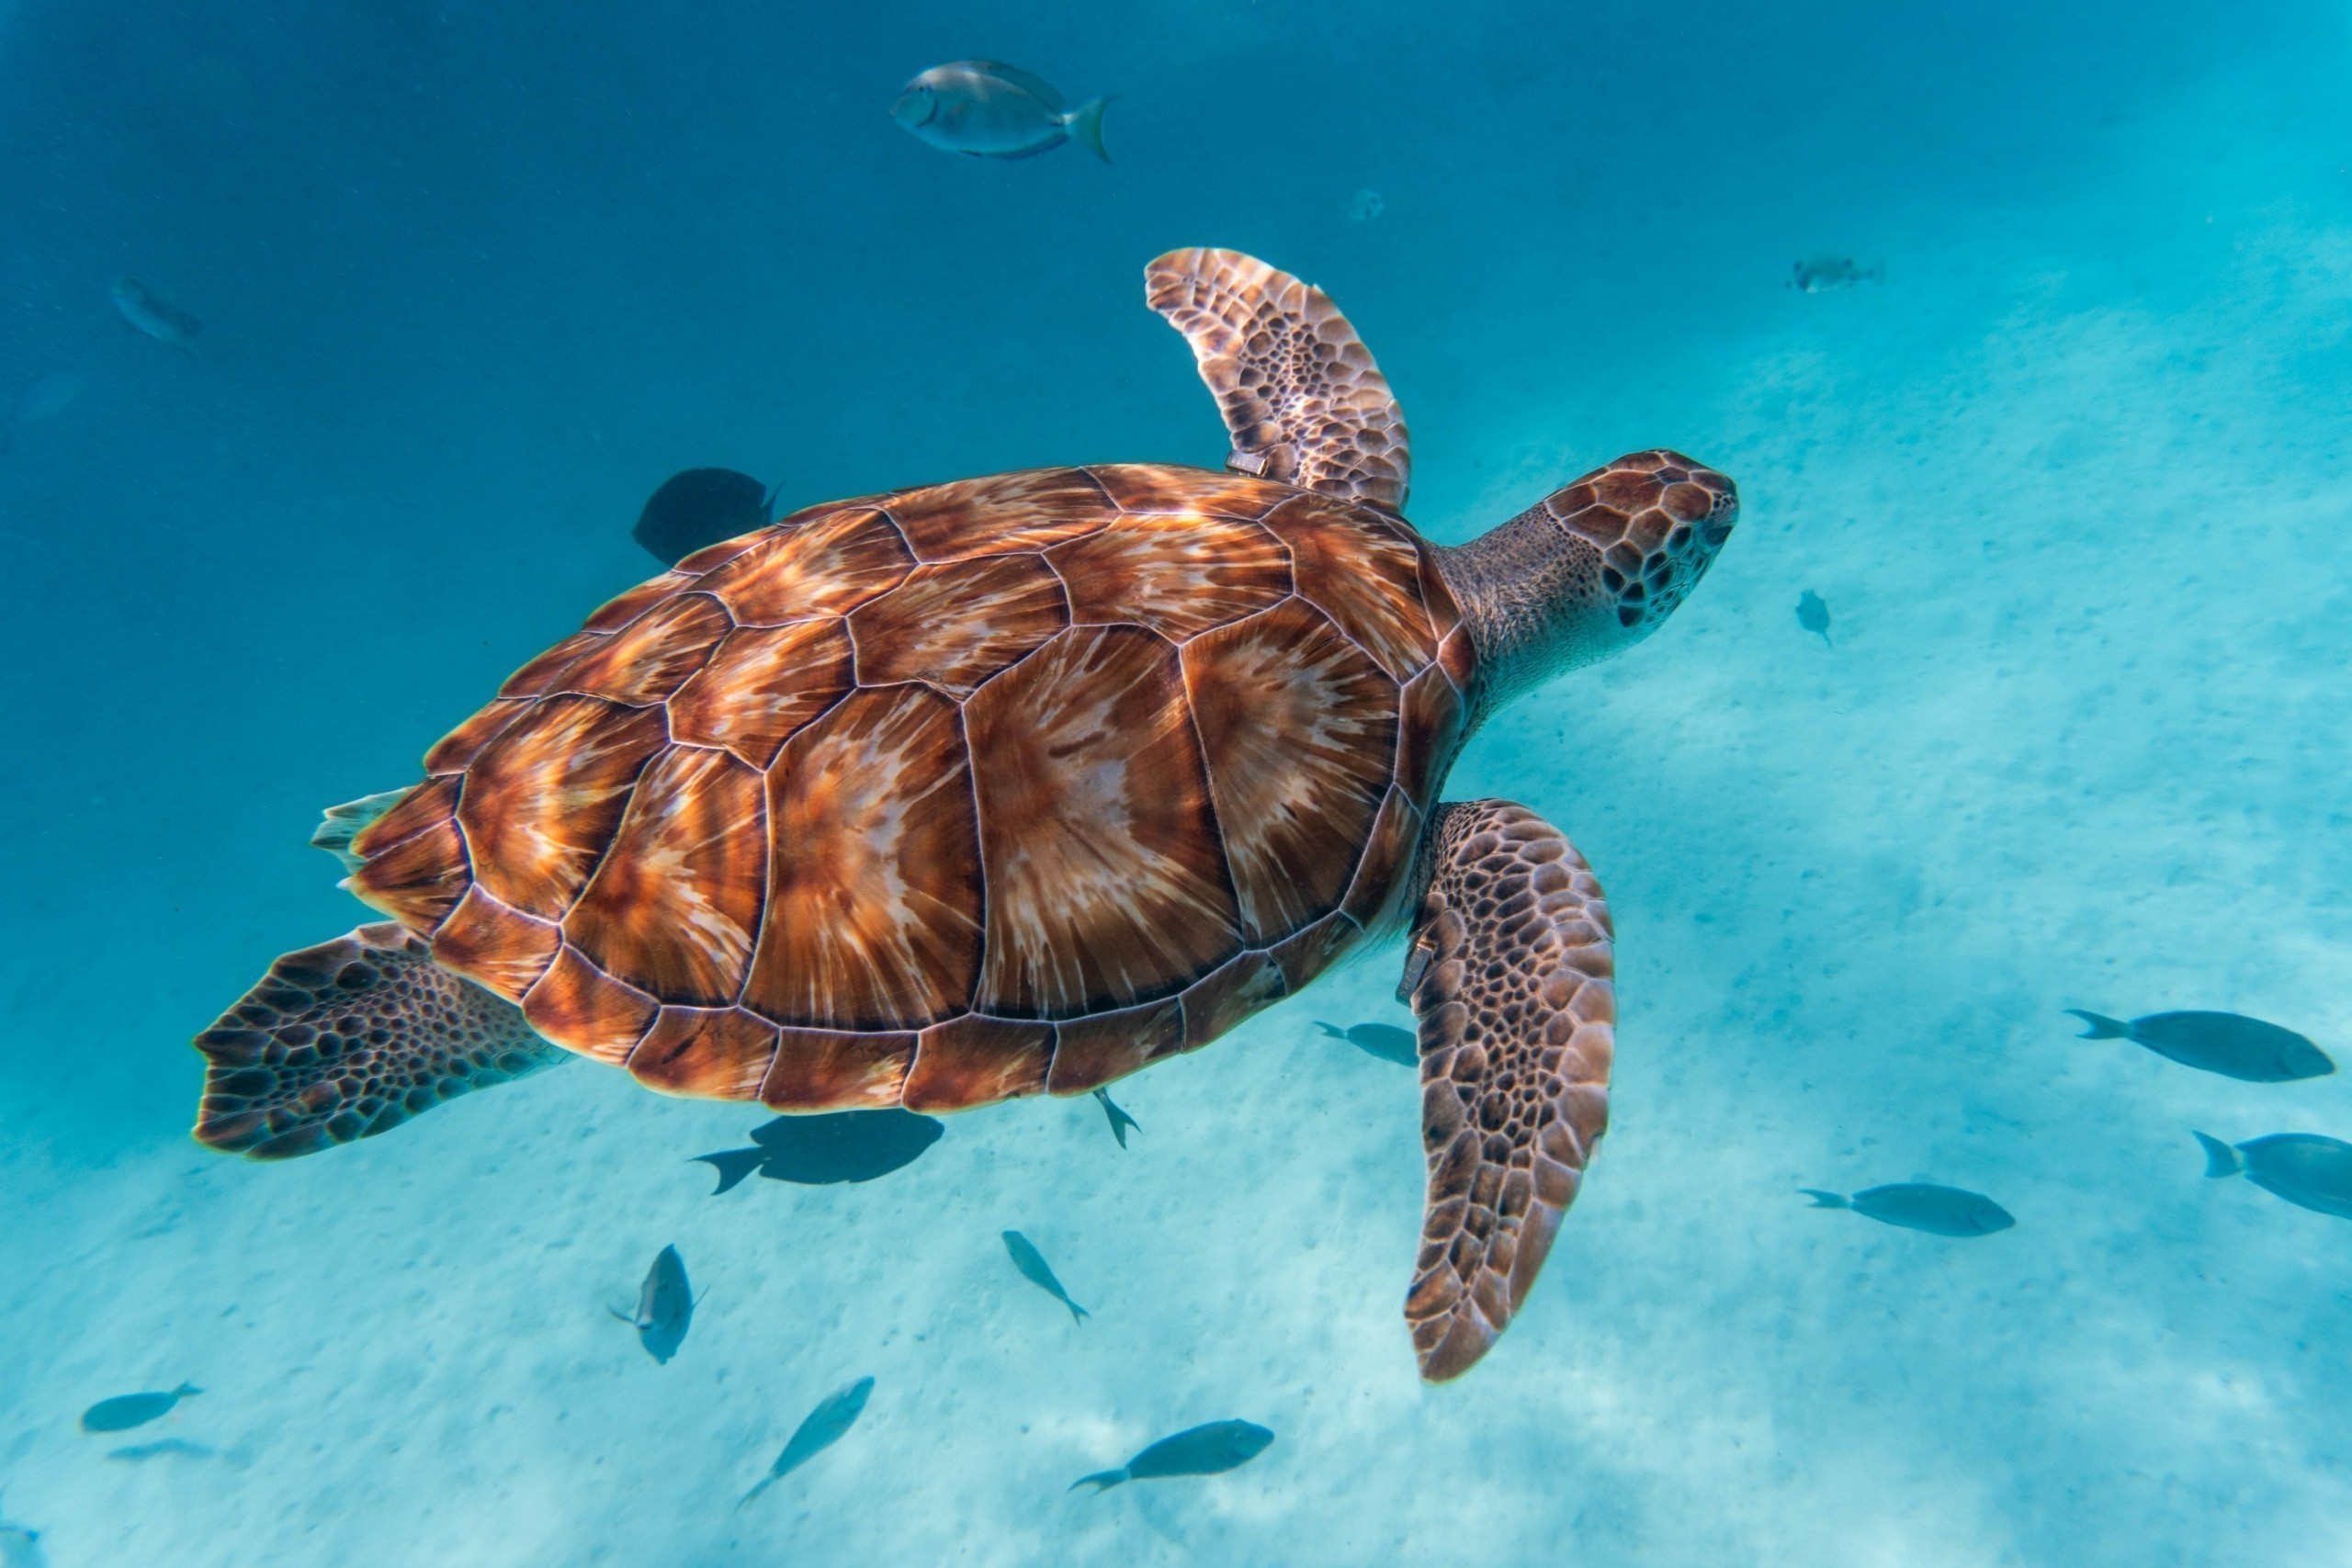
[{"xmin": 1431, "ymin": 452, "xmax": 1738, "ymax": 733}]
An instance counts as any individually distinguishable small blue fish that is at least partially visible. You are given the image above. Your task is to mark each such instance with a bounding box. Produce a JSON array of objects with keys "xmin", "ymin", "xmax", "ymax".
[
  {"xmin": 1003, "ymin": 1231, "xmax": 1090, "ymax": 1323},
  {"xmin": 1092, "ymin": 1087, "xmax": 1139, "ymax": 1148},
  {"xmin": 610, "ymin": 1245, "xmax": 694, "ymax": 1363},
  {"xmin": 1796, "ymin": 590, "xmax": 1832, "ymax": 647},
  {"xmin": 892, "ymin": 62, "xmax": 1112, "ymax": 163},
  {"xmin": 2197, "ymin": 1132, "xmax": 2352, "ymax": 1220},
  {"xmin": 109, "ymin": 278, "xmax": 201, "ymax": 355},
  {"xmin": 1317, "ymin": 1020, "xmax": 1418, "ymax": 1067},
  {"xmin": 1071, "ymin": 1420, "xmax": 1275, "ymax": 1493},
  {"xmin": 2069, "ymin": 1010, "xmax": 2332, "ymax": 1083},
  {"xmin": 80, "ymin": 1382, "xmax": 200, "ymax": 1433},
  {"xmin": 739, "ymin": 1377, "xmax": 875, "ymax": 1507},
  {"xmin": 1801, "ymin": 1184, "xmax": 2013, "ymax": 1236}
]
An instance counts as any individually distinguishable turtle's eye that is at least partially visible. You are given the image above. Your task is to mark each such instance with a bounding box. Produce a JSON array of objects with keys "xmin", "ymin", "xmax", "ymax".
[{"xmin": 891, "ymin": 87, "xmax": 936, "ymax": 128}]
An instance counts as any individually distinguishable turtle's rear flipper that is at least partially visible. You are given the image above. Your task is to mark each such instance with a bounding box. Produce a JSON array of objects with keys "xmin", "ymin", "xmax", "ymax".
[
  {"xmin": 1144, "ymin": 248, "xmax": 1411, "ymax": 512},
  {"xmin": 1399, "ymin": 801, "xmax": 1615, "ymax": 1382},
  {"xmin": 193, "ymin": 923, "xmax": 566, "ymax": 1160}
]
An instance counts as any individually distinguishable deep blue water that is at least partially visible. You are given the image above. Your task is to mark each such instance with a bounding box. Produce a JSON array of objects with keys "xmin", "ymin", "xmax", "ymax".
[{"xmin": 3, "ymin": 1, "xmax": 2351, "ymax": 1562}]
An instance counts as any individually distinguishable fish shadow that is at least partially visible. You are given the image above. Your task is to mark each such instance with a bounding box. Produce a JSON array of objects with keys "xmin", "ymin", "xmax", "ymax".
[{"xmin": 694, "ymin": 1110, "xmax": 944, "ymax": 1193}]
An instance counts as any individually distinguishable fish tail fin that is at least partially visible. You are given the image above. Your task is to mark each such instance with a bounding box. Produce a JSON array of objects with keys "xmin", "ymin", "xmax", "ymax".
[
  {"xmin": 735, "ymin": 1477, "xmax": 773, "ymax": 1511},
  {"xmin": 1315, "ymin": 1021, "xmax": 1347, "ymax": 1039},
  {"xmin": 2064, "ymin": 1010, "xmax": 2129, "ymax": 1040},
  {"xmin": 1069, "ymin": 1299, "xmax": 1091, "ymax": 1325},
  {"xmin": 1067, "ymin": 96, "xmax": 1113, "ymax": 163},
  {"xmin": 1070, "ymin": 1467, "xmax": 1128, "ymax": 1494},
  {"xmin": 1799, "ymin": 1190, "xmax": 1849, "ymax": 1209},
  {"xmin": 2194, "ymin": 1132, "xmax": 2243, "ymax": 1179},
  {"xmin": 693, "ymin": 1148, "xmax": 764, "ymax": 1194}
]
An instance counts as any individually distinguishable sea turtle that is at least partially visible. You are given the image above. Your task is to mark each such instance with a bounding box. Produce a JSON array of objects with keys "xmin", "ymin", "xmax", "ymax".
[{"xmin": 191, "ymin": 249, "xmax": 1737, "ymax": 1381}]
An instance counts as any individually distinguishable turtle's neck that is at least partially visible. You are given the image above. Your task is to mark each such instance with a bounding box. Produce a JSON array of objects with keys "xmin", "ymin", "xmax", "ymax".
[{"xmin": 1432, "ymin": 503, "xmax": 1616, "ymax": 730}]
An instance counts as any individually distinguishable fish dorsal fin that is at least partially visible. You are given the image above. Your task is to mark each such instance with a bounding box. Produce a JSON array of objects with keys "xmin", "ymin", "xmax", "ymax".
[{"xmin": 970, "ymin": 61, "xmax": 1065, "ymax": 111}]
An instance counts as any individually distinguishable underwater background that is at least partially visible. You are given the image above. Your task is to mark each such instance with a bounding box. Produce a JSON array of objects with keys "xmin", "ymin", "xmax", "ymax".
[{"xmin": 2, "ymin": 0, "xmax": 2350, "ymax": 1562}]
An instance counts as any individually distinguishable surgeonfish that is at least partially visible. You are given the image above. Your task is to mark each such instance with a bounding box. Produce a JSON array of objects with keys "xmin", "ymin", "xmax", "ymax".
[
  {"xmin": 1788, "ymin": 254, "xmax": 1883, "ymax": 293},
  {"xmin": 611, "ymin": 1244, "xmax": 694, "ymax": 1363},
  {"xmin": 891, "ymin": 62, "xmax": 1112, "ymax": 164},
  {"xmin": 738, "ymin": 1377, "xmax": 875, "ymax": 1507},
  {"xmin": 1316, "ymin": 1020, "xmax": 1418, "ymax": 1067},
  {"xmin": 109, "ymin": 278, "xmax": 202, "ymax": 355},
  {"xmin": 1092, "ymin": 1087, "xmax": 1139, "ymax": 1148},
  {"xmin": 694, "ymin": 1109, "xmax": 943, "ymax": 1193},
  {"xmin": 1796, "ymin": 590, "xmax": 1832, "ymax": 647},
  {"xmin": 80, "ymin": 1382, "xmax": 200, "ymax": 1433},
  {"xmin": 632, "ymin": 468, "xmax": 774, "ymax": 565},
  {"xmin": 1801, "ymin": 1183, "xmax": 2014, "ymax": 1236},
  {"xmin": 1002, "ymin": 1230, "xmax": 1090, "ymax": 1323},
  {"xmin": 1070, "ymin": 1419, "xmax": 1275, "ymax": 1493},
  {"xmin": 2068, "ymin": 1010, "xmax": 2333, "ymax": 1083},
  {"xmin": 2196, "ymin": 1131, "xmax": 2352, "ymax": 1220}
]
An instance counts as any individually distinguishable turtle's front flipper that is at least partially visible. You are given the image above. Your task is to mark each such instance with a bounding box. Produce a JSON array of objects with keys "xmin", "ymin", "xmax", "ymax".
[
  {"xmin": 1144, "ymin": 248, "xmax": 1410, "ymax": 512},
  {"xmin": 1399, "ymin": 801, "xmax": 1615, "ymax": 1382},
  {"xmin": 192, "ymin": 924, "xmax": 566, "ymax": 1160}
]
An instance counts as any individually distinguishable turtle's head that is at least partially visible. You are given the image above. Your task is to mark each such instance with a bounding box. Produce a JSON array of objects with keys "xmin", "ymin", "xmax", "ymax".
[{"xmin": 1437, "ymin": 450, "xmax": 1736, "ymax": 717}]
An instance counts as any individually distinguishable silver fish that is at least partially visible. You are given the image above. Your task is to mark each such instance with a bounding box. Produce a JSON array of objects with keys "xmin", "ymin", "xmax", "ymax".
[
  {"xmin": 891, "ymin": 62, "xmax": 1112, "ymax": 163},
  {"xmin": 738, "ymin": 1377, "xmax": 874, "ymax": 1507},
  {"xmin": 1002, "ymin": 1230, "xmax": 1090, "ymax": 1323},
  {"xmin": 1789, "ymin": 254, "xmax": 1883, "ymax": 293},
  {"xmin": 1796, "ymin": 590, "xmax": 1832, "ymax": 647},
  {"xmin": 2070, "ymin": 1010, "xmax": 2333, "ymax": 1083},
  {"xmin": 611, "ymin": 1245, "xmax": 693, "ymax": 1363},
  {"xmin": 1316, "ymin": 1020, "xmax": 1418, "ymax": 1067},
  {"xmin": 109, "ymin": 278, "xmax": 202, "ymax": 355},
  {"xmin": 1801, "ymin": 1183, "xmax": 2014, "ymax": 1236},
  {"xmin": 2198, "ymin": 1132, "xmax": 2352, "ymax": 1219},
  {"xmin": 1092, "ymin": 1087, "xmax": 1139, "ymax": 1148},
  {"xmin": 1071, "ymin": 1419, "xmax": 1275, "ymax": 1494},
  {"xmin": 80, "ymin": 1382, "xmax": 200, "ymax": 1433}
]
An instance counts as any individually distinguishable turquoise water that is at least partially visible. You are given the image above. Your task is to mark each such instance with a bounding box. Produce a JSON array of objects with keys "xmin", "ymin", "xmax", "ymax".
[{"xmin": 4, "ymin": 1, "xmax": 2351, "ymax": 1562}]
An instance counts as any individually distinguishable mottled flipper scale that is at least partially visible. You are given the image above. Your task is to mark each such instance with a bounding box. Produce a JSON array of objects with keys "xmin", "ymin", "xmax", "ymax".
[
  {"xmin": 192, "ymin": 924, "xmax": 566, "ymax": 1159},
  {"xmin": 1399, "ymin": 802, "xmax": 1615, "ymax": 1382},
  {"xmin": 1144, "ymin": 248, "xmax": 1410, "ymax": 512}
]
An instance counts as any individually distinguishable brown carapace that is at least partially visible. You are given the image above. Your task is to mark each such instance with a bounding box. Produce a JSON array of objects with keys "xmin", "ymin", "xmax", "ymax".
[
  {"xmin": 193, "ymin": 247, "xmax": 1738, "ymax": 1384},
  {"xmin": 335, "ymin": 464, "xmax": 1472, "ymax": 1109}
]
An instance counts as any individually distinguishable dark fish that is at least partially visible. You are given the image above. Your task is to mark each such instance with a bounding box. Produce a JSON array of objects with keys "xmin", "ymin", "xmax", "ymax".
[
  {"xmin": 1796, "ymin": 590, "xmax": 1832, "ymax": 647},
  {"xmin": 1789, "ymin": 254, "xmax": 1883, "ymax": 293},
  {"xmin": 1801, "ymin": 1184, "xmax": 2014, "ymax": 1236},
  {"xmin": 1071, "ymin": 1419, "xmax": 1275, "ymax": 1493},
  {"xmin": 1002, "ymin": 1230, "xmax": 1090, "ymax": 1323},
  {"xmin": 892, "ymin": 62, "xmax": 1112, "ymax": 163},
  {"xmin": 695, "ymin": 1109, "xmax": 944, "ymax": 1192},
  {"xmin": 2068, "ymin": 1010, "xmax": 2333, "ymax": 1083},
  {"xmin": 106, "ymin": 1438, "xmax": 214, "ymax": 1461},
  {"xmin": 1316, "ymin": 1020, "xmax": 1418, "ymax": 1067},
  {"xmin": 2197, "ymin": 1131, "xmax": 2352, "ymax": 1219},
  {"xmin": 738, "ymin": 1377, "xmax": 875, "ymax": 1507},
  {"xmin": 610, "ymin": 1244, "xmax": 693, "ymax": 1363},
  {"xmin": 80, "ymin": 1382, "xmax": 200, "ymax": 1433},
  {"xmin": 1092, "ymin": 1087, "xmax": 1139, "ymax": 1148},
  {"xmin": 109, "ymin": 278, "xmax": 201, "ymax": 354},
  {"xmin": 632, "ymin": 468, "xmax": 773, "ymax": 566}
]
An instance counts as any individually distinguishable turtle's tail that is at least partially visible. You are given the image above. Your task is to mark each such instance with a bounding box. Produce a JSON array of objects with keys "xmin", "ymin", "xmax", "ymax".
[
  {"xmin": 1799, "ymin": 1190, "xmax": 1849, "ymax": 1210},
  {"xmin": 1067, "ymin": 96, "xmax": 1113, "ymax": 164},
  {"xmin": 2065, "ymin": 1010, "xmax": 2130, "ymax": 1040},
  {"xmin": 2194, "ymin": 1132, "xmax": 2243, "ymax": 1179},
  {"xmin": 1069, "ymin": 1467, "xmax": 1128, "ymax": 1495}
]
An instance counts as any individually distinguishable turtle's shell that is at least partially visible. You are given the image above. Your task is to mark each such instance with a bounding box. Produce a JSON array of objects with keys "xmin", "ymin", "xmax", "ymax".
[{"xmin": 344, "ymin": 466, "xmax": 1474, "ymax": 1111}]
